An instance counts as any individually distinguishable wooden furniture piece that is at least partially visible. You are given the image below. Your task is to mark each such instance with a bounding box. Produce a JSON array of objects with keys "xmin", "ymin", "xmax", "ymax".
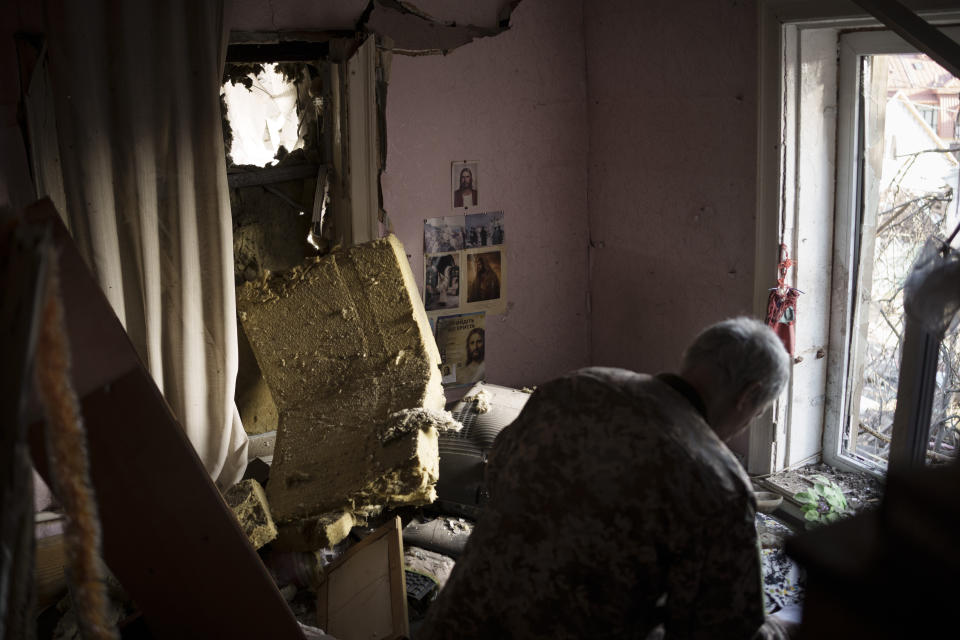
[{"xmin": 317, "ymin": 516, "xmax": 409, "ymax": 640}]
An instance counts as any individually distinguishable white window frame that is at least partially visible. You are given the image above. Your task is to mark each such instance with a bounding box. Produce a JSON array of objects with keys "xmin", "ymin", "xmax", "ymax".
[
  {"xmin": 828, "ymin": 26, "xmax": 960, "ymax": 474},
  {"xmin": 749, "ymin": 1, "xmax": 960, "ymax": 476}
]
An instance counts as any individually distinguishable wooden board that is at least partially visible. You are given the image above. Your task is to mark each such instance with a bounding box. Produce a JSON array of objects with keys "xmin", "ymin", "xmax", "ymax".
[
  {"xmin": 317, "ymin": 516, "xmax": 409, "ymax": 640},
  {"xmin": 24, "ymin": 199, "xmax": 304, "ymax": 639}
]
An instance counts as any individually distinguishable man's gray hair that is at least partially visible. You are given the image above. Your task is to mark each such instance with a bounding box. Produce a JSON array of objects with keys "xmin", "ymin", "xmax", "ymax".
[{"xmin": 681, "ymin": 317, "xmax": 789, "ymax": 407}]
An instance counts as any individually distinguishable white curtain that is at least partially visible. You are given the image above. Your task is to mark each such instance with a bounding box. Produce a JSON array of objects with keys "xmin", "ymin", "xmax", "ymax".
[{"xmin": 36, "ymin": 0, "xmax": 247, "ymax": 486}]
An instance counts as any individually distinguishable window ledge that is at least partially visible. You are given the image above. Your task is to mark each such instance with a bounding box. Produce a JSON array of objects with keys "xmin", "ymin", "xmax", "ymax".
[{"xmin": 756, "ymin": 463, "xmax": 885, "ymax": 526}]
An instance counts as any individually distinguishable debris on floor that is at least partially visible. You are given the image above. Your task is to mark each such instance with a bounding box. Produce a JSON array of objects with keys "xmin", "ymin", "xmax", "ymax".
[
  {"xmin": 224, "ymin": 478, "xmax": 278, "ymax": 549},
  {"xmin": 237, "ymin": 235, "xmax": 447, "ymax": 550},
  {"xmin": 404, "ymin": 545, "xmax": 455, "ymax": 591},
  {"xmin": 44, "ymin": 572, "xmax": 135, "ymax": 640},
  {"xmin": 404, "ymin": 544, "xmax": 456, "ymax": 621},
  {"xmin": 765, "ymin": 462, "xmax": 884, "ymax": 512},
  {"xmin": 755, "ymin": 511, "xmax": 805, "ymax": 616},
  {"xmin": 401, "ymin": 515, "xmax": 474, "ymax": 558}
]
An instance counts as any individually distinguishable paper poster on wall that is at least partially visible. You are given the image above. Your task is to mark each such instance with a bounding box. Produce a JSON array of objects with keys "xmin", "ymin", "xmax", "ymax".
[
  {"xmin": 456, "ymin": 247, "xmax": 504, "ymax": 315},
  {"xmin": 452, "ymin": 161, "xmax": 479, "ymax": 209},
  {"xmin": 424, "ymin": 216, "xmax": 465, "ymax": 253},
  {"xmin": 465, "ymin": 210, "xmax": 504, "ymax": 248},
  {"xmin": 465, "ymin": 250, "xmax": 502, "ymax": 303},
  {"xmin": 435, "ymin": 312, "xmax": 485, "ymax": 387},
  {"xmin": 424, "ymin": 210, "xmax": 506, "ymax": 318},
  {"xmin": 424, "ymin": 253, "xmax": 460, "ymax": 312}
]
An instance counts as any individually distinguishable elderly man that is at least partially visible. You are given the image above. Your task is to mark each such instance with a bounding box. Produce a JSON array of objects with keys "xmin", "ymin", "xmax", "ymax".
[{"xmin": 421, "ymin": 317, "xmax": 795, "ymax": 639}]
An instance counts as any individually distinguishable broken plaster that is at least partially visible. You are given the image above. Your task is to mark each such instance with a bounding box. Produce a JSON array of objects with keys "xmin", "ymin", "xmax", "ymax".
[{"xmin": 362, "ymin": 0, "xmax": 521, "ymax": 56}]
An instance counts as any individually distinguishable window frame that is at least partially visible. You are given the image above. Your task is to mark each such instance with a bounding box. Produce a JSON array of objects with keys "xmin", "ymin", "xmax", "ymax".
[
  {"xmin": 827, "ymin": 27, "xmax": 960, "ymax": 474},
  {"xmin": 750, "ymin": 1, "xmax": 960, "ymax": 476},
  {"xmin": 223, "ymin": 35, "xmax": 382, "ymax": 249}
]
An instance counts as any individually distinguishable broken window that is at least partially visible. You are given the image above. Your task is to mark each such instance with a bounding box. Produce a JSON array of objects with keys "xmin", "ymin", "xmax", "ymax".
[
  {"xmin": 223, "ymin": 59, "xmax": 324, "ymax": 287},
  {"xmin": 836, "ymin": 43, "xmax": 960, "ymax": 471},
  {"xmin": 221, "ymin": 37, "xmax": 387, "ymax": 437},
  {"xmin": 222, "ymin": 46, "xmax": 337, "ymax": 438},
  {"xmin": 756, "ymin": 21, "xmax": 960, "ymax": 478},
  {"xmin": 222, "ymin": 62, "xmax": 313, "ymax": 168}
]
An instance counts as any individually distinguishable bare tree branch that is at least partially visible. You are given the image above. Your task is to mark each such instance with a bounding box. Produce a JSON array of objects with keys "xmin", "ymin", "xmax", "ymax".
[{"xmin": 876, "ymin": 193, "xmax": 952, "ymax": 234}]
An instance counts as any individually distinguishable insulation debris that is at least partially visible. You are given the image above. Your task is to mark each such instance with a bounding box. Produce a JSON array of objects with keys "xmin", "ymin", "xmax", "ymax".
[
  {"xmin": 461, "ymin": 389, "xmax": 492, "ymax": 414},
  {"xmin": 377, "ymin": 408, "xmax": 462, "ymax": 444},
  {"xmin": 274, "ymin": 509, "xmax": 361, "ymax": 552},
  {"xmin": 223, "ymin": 479, "xmax": 278, "ymax": 549},
  {"xmin": 237, "ymin": 235, "xmax": 445, "ymax": 550}
]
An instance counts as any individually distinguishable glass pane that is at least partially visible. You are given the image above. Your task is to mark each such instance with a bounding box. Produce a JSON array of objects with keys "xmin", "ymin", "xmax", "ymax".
[{"xmin": 847, "ymin": 53, "xmax": 960, "ymax": 468}]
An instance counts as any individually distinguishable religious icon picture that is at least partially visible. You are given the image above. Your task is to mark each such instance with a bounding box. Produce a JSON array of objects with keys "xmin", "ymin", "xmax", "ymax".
[
  {"xmin": 435, "ymin": 312, "xmax": 486, "ymax": 386},
  {"xmin": 466, "ymin": 250, "xmax": 502, "ymax": 303},
  {"xmin": 452, "ymin": 161, "xmax": 479, "ymax": 209}
]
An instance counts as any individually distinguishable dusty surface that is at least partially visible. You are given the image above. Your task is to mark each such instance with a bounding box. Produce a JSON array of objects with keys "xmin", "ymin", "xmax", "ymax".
[
  {"xmin": 237, "ymin": 235, "xmax": 445, "ymax": 549},
  {"xmin": 765, "ymin": 462, "xmax": 885, "ymax": 512},
  {"xmin": 223, "ymin": 479, "xmax": 278, "ymax": 549}
]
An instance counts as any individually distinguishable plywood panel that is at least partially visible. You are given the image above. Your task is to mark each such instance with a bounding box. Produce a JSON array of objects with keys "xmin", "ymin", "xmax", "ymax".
[{"xmin": 317, "ymin": 516, "xmax": 408, "ymax": 640}]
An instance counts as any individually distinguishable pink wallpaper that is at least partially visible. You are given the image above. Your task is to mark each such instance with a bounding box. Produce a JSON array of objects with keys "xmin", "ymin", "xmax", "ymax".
[
  {"xmin": 224, "ymin": 0, "xmax": 763, "ymax": 401},
  {"xmin": 583, "ymin": 0, "xmax": 760, "ymax": 376}
]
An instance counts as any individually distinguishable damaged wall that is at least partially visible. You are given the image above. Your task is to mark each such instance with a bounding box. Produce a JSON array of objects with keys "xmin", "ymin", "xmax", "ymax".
[
  {"xmin": 224, "ymin": 0, "xmax": 758, "ymax": 393},
  {"xmin": 226, "ymin": 0, "xmax": 745, "ymax": 390},
  {"xmin": 226, "ymin": 0, "xmax": 369, "ymax": 33},
  {"xmin": 381, "ymin": 0, "xmax": 592, "ymax": 387}
]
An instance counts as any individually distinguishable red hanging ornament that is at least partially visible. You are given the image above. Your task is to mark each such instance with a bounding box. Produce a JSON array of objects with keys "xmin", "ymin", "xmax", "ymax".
[{"xmin": 765, "ymin": 244, "xmax": 800, "ymax": 356}]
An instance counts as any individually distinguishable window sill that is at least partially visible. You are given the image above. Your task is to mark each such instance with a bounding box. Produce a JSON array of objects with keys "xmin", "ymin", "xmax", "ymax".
[{"xmin": 754, "ymin": 462, "xmax": 885, "ymax": 530}]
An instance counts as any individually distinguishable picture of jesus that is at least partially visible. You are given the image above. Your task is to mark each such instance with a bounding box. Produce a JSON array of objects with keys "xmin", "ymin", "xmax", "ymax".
[{"xmin": 452, "ymin": 161, "xmax": 479, "ymax": 209}]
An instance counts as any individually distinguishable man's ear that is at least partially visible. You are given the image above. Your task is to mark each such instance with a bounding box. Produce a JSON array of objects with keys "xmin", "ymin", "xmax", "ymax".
[{"xmin": 736, "ymin": 380, "xmax": 764, "ymax": 412}]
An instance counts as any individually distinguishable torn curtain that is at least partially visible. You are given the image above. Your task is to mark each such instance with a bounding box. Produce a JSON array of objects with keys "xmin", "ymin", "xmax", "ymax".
[{"xmin": 35, "ymin": 0, "xmax": 247, "ymax": 486}]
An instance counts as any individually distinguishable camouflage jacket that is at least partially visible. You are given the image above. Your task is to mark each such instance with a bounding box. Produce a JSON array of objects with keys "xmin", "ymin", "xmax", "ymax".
[{"xmin": 421, "ymin": 367, "xmax": 787, "ymax": 640}]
